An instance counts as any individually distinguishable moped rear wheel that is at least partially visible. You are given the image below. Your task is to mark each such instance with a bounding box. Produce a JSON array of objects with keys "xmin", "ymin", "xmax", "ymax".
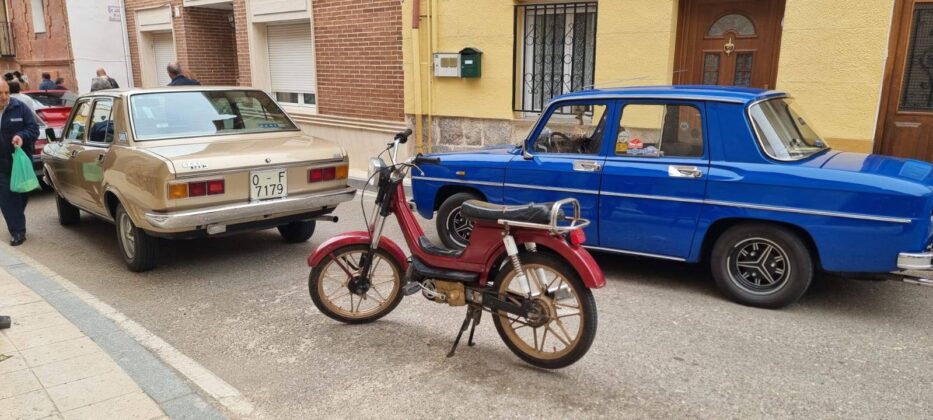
[
  {"xmin": 491, "ymin": 252, "xmax": 597, "ymax": 369},
  {"xmin": 309, "ymin": 245, "xmax": 404, "ymax": 324}
]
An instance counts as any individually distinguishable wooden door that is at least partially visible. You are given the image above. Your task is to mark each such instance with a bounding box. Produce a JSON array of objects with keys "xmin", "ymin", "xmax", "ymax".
[
  {"xmin": 877, "ymin": 0, "xmax": 933, "ymax": 161},
  {"xmin": 675, "ymin": 0, "xmax": 786, "ymax": 89}
]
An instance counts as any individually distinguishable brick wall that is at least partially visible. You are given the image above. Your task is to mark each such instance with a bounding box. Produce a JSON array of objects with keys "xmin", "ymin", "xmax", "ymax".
[
  {"xmin": 124, "ymin": 0, "xmax": 241, "ymax": 87},
  {"xmin": 5, "ymin": 0, "xmax": 76, "ymax": 89},
  {"xmin": 233, "ymin": 0, "xmax": 251, "ymax": 86},
  {"xmin": 311, "ymin": 0, "xmax": 404, "ymax": 122},
  {"xmin": 179, "ymin": 7, "xmax": 237, "ymax": 85}
]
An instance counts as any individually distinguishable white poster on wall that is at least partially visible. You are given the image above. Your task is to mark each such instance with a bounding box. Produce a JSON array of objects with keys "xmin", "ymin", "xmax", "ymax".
[{"xmin": 108, "ymin": 5, "xmax": 121, "ymax": 22}]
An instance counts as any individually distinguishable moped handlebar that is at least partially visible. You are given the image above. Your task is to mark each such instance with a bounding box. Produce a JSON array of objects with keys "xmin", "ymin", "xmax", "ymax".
[
  {"xmin": 394, "ymin": 129, "xmax": 413, "ymax": 144},
  {"xmin": 413, "ymin": 154, "xmax": 441, "ymax": 165}
]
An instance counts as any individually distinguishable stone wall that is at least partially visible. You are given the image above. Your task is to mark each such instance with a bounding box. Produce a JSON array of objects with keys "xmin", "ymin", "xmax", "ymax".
[{"xmin": 409, "ymin": 115, "xmax": 537, "ymax": 153}]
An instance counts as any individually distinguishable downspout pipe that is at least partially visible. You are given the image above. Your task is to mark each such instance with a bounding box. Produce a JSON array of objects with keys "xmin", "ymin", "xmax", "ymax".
[{"xmin": 410, "ymin": 0, "xmax": 424, "ymax": 154}]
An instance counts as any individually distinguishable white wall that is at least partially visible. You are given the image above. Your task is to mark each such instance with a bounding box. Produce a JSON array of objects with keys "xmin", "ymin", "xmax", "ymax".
[{"xmin": 64, "ymin": 0, "xmax": 134, "ymax": 93}]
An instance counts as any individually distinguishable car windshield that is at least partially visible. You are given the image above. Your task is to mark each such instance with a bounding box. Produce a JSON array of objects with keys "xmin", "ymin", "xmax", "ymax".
[
  {"xmin": 130, "ymin": 90, "xmax": 299, "ymax": 141},
  {"xmin": 748, "ymin": 98, "xmax": 829, "ymax": 161},
  {"xmin": 25, "ymin": 91, "xmax": 77, "ymax": 107}
]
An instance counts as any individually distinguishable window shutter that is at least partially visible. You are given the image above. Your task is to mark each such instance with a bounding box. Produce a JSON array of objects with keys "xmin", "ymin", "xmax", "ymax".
[
  {"xmin": 266, "ymin": 23, "xmax": 316, "ymax": 103},
  {"xmin": 152, "ymin": 32, "xmax": 176, "ymax": 87}
]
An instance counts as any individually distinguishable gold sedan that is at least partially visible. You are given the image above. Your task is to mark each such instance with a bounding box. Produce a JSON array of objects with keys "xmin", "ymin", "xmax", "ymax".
[{"xmin": 42, "ymin": 87, "xmax": 355, "ymax": 272}]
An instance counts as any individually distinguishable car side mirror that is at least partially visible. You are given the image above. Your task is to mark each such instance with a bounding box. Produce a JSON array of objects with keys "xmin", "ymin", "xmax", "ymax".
[
  {"xmin": 522, "ymin": 146, "xmax": 534, "ymax": 160},
  {"xmin": 45, "ymin": 127, "xmax": 59, "ymax": 142}
]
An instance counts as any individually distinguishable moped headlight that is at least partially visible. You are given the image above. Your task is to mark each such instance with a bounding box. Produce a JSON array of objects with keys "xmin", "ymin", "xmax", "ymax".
[{"xmin": 368, "ymin": 158, "xmax": 386, "ymax": 186}]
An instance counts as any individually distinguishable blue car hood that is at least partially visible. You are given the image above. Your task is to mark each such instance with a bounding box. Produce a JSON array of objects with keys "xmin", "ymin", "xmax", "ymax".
[{"xmin": 807, "ymin": 151, "xmax": 933, "ymax": 186}]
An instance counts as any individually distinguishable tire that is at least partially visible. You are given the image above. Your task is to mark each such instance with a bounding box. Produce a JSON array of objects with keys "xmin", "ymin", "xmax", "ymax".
[
  {"xmin": 309, "ymin": 244, "xmax": 404, "ymax": 324},
  {"xmin": 278, "ymin": 221, "xmax": 316, "ymax": 243},
  {"xmin": 710, "ymin": 223, "xmax": 813, "ymax": 309},
  {"xmin": 491, "ymin": 252, "xmax": 598, "ymax": 369},
  {"xmin": 437, "ymin": 192, "xmax": 480, "ymax": 249},
  {"xmin": 56, "ymin": 195, "xmax": 80, "ymax": 226},
  {"xmin": 115, "ymin": 204, "xmax": 159, "ymax": 272}
]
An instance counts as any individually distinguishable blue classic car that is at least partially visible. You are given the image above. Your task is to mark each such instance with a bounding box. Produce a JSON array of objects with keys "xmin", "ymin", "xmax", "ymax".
[{"xmin": 411, "ymin": 86, "xmax": 933, "ymax": 308}]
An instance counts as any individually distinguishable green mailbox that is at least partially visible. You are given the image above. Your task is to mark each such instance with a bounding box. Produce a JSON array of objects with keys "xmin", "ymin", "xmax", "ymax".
[{"xmin": 459, "ymin": 48, "xmax": 482, "ymax": 78}]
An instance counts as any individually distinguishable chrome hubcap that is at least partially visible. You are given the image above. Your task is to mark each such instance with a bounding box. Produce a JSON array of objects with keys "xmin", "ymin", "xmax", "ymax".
[
  {"xmin": 728, "ymin": 238, "xmax": 790, "ymax": 295},
  {"xmin": 119, "ymin": 213, "xmax": 136, "ymax": 258},
  {"xmin": 446, "ymin": 206, "xmax": 473, "ymax": 247}
]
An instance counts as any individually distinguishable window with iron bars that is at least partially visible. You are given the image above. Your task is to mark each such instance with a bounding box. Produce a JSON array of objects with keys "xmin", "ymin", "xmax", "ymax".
[{"xmin": 514, "ymin": 2, "xmax": 597, "ymax": 114}]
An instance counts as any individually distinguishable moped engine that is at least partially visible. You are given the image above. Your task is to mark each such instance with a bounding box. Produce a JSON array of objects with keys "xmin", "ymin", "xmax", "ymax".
[{"xmin": 421, "ymin": 279, "xmax": 466, "ymax": 306}]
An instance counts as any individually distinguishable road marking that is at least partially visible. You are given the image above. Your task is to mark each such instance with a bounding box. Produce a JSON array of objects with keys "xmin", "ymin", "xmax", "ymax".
[{"xmin": 2, "ymin": 247, "xmax": 256, "ymax": 417}]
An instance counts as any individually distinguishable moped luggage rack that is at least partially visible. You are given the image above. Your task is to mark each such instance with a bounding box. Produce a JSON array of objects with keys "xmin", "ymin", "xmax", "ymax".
[{"xmin": 497, "ymin": 198, "xmax": 590, "ymax": 234}]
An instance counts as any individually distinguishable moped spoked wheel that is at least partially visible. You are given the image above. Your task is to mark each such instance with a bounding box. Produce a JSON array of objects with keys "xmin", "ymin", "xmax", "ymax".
[
  {"xmin": 309, "ymin": 245, "xmax": 404, "ymax": 324},
  {"xmin": 492, "ymin": 252, "xmax": 597, "ymax": 369}
]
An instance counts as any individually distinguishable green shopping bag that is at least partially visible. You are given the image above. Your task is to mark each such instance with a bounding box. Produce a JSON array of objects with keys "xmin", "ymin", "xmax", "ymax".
[{"xmin": 10, "ymin": 148, "xmax": 39, "ymax": 193}]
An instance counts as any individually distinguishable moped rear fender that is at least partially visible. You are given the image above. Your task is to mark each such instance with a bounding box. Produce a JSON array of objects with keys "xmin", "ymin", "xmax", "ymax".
[
  {"xmin": 486, "ymin": 229, "xmax": 606, "ymax": 289},
  {"xmin": 307, "ymin": 231, "xmax": 410, "ymax": 271}
]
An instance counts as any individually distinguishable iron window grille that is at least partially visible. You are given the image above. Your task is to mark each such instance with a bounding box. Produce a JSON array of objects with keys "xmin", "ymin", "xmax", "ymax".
[{"xmin": 513, "ymin": 2, "xmax": 597, "ymax": 114}]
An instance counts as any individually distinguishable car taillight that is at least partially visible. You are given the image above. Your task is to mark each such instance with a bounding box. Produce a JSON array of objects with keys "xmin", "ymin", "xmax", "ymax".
[
  {"xmin": 568, "ymin": 228, "xmax": 586, "ymax": 246},
  {"xmin": 168, "ymin": 179, "xmax": 225, "ymax": 199},
  {"xmin": 309, "ymin": 165, "xmax": 348, "ymax": 183}
]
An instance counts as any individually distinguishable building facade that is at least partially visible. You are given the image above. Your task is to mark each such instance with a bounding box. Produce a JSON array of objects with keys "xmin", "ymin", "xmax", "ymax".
[
  {"xmin": 122, "ymin": 0, "xmax": 407, "ymax": 173},
  {"xmin": 0, "ymin": 0, "xmax": 131, "ymax": 93},
  {"xmin": 403, "ymin": 0, "xmax": 933, "ymax": 162}
]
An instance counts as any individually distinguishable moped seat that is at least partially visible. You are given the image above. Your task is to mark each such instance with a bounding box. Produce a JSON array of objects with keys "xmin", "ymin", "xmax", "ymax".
[{"xmin": 460, "ymin": 200, "xmax": 559, "ymax": 224}]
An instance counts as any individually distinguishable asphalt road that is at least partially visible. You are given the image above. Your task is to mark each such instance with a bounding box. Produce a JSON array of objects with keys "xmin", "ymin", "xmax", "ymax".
[{"xmin": 10, "ymin": 190, "xmax": 933, "ymax": 419}]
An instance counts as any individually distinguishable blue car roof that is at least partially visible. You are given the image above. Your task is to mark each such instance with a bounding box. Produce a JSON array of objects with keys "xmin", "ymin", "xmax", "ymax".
[{"xmin": 553, "ymin": 85, "xmax": 786, "ymax": 105}]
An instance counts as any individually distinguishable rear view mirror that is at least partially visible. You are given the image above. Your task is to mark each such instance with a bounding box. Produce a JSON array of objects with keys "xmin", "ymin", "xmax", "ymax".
[{"xmin": 45, "ymin": 127, "xmax": 59, "ymax": 142}]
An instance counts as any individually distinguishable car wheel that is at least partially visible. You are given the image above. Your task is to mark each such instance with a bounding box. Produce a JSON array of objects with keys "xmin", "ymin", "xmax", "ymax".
[
  {"xmin": 437, "ymin": 192, "xmax": 480, "ymax": 249},
  {"xmin": 115, "ymin": 204, "xmax": 158, "ymax": 272},
  {"xmin": 711, "ymin": 223, "xmax": 813, "ymax": 309},
  {"xmin": 278, "ymin": 221, "xmax": 316, "ymax": 243},
  {"xmin": 56, "ymin": 195, "xmax": 80, "ymax": 226}
]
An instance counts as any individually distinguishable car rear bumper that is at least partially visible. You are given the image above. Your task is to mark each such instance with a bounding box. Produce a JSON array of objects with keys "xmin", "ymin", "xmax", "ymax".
[
  {"xmin": 897, "ymin": 251, "xmax": 933, "ymax": 270},
  {"xmin": 144, "ymin": 186, "xmax": 356, "ymax": 230}
]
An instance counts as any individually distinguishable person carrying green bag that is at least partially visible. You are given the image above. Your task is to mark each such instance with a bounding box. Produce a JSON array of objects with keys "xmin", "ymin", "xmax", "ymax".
[{"xmin": 0, "ymin": 80, "xmax": 39, "ymax": 246}]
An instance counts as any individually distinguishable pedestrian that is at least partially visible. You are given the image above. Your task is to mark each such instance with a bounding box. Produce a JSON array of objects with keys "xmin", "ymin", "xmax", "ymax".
[
  {"xmin": 0, "ymin": 80, "xmax": 39, "ymax": 246},
  {"xmin": 166, "ymin": 62, "xmax": 200, "ymax": 86},
  {"xmin": 12, "ymin": 71, "xmax": 29, "ymax": 90},
  {"xmin": 2, "ymin": 73, "xmax": 11, "ymax": 83},
  {"xmin": 8, "ymin": 81, "xmax": 19, "ymax": 94},
  {"xmin": 90, "ymin": 68, "xmax": 119, "ymax": 92},
  {"xmin": 54, "ymin": 77, "xmax": 67, "ymax": 90},
  {"xmin": 38, "ymin": 72, "xmax": 56, "ymax": 90}
]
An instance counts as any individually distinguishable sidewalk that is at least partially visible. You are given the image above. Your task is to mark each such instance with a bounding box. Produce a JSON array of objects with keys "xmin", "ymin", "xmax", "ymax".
[
  {"xmin": 0, "ymin": 268, "xmax": 166, "ymax": 419},
  {"xmin": 0, "ymin": 246, "xmax": 234, "ymax": 420}
]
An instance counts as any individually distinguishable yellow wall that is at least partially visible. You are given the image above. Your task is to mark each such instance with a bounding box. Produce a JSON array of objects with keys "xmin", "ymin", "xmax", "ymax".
[
  {"xmin": 775, "ymin": 0, "xmax": 895, "ymax": 152},
  {"xmin": 404, "ymin": 0, "xmax": 896, "ymax": 152}
]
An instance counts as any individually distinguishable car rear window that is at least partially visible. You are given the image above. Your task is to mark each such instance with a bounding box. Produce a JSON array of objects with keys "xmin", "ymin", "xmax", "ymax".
[
  {"xmin": 25, "ymin": 91, "xmax": 77, "ymax": 107},
  {"xmin": 129, "ymin": 90, "xmax": 299, "ymax": 141}
]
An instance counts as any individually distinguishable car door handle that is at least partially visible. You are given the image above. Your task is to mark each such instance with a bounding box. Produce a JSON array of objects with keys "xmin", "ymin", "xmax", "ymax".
[
  {"xmin": 97, "ymin": 154, "xmax": 105, "ymax": 163},
  {"xmin": 668, "ymin": 165, "xmax": 703, "ymax": 178},
  {"xmin": 70, "ymin": 150, "xmax": 78, "ymax": 159},
  {"xmin": 573, "ymin": 160, "xmax": 601, "ymax": 172}
]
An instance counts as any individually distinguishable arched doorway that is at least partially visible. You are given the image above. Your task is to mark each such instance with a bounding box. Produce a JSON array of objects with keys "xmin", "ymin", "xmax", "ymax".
[{"xmin": 674, "ymin": 0, "xmax": 786, "ymax": 89}]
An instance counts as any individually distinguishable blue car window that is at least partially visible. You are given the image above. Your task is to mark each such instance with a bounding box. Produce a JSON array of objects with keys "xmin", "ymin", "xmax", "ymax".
[
  {"xmin": 616, "ymin": 104, "xmax": 703, "ymax": 158},
  {"xmin": 534, "ymin": 103, "xmax": 607, "ymax": 155}
]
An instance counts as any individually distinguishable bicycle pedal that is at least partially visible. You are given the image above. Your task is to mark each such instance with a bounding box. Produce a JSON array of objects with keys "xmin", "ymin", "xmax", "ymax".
[{"xmin": 402, "ymin": 282, "xmax": 421, "ymax": 296}]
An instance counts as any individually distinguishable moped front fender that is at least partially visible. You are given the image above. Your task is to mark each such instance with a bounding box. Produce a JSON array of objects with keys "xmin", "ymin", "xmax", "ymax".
[
  {"xmin": 307, "ymin": 231, "xmax": 410, "ymax": 271},
  {"xmin": 488, "ymin": 231, "xmax": 606, "ymax": 289}
]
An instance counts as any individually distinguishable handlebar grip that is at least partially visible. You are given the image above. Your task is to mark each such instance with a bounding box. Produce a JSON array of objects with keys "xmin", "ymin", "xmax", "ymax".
[
  {"xmin": 414, "ymin": 154, "xmax": 441, "ymax": 165},
  {"xmin": 394, "ymin": 129, "xmax": 413, "ymax": 144}
]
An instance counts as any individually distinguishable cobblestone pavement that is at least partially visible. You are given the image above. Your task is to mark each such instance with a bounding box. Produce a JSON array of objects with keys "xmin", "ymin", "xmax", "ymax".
[{"xmin": 5, "ymin": 191, "xmax": 933, "ymax": 419}]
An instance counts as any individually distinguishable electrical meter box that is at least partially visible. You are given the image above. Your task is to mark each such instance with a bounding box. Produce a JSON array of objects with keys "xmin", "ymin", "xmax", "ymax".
[
  {"xmin": 459, "ymin": 48, "xmax": 482, "ymax": 78},
  {"xmin": 433, "ymin": 53, "xmax": 461, "ymax": 77}
]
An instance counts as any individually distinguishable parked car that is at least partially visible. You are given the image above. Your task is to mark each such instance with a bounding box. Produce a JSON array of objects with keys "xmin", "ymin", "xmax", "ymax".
[
  {"xmin": 42, "ymin": 87, "xmax": 356, "ymax": 272},
  {"xmin": 12, "ymin": 93, "xmax": 67, "ymax": 190},
  {"xmin": 411, "ymin": 86, "xmax": 933, "ymax": 308},
  {"xmin": 19, "ymin": 90, "xmax": 76, "ymax": 127}
]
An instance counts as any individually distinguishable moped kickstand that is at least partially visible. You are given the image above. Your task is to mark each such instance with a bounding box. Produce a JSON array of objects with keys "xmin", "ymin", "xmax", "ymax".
[{"xmin": 447, "ymin": 306, "xmax": 482, "ymax": 358}]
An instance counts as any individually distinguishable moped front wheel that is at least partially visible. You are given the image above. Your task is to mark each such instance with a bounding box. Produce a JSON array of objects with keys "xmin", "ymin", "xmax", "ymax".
[
  {"xmin": 492, "ymin": 252, "xmax": 597, "ymax": 369},
  {"xmin": 309, "ymin": 245, "xmax": 404, "ymax": 324}
]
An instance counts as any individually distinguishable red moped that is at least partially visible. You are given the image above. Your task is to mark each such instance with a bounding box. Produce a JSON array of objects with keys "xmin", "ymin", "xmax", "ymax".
[{"xmin": 306, "ymin": 130, "xmax": 605, "ymax": 369}]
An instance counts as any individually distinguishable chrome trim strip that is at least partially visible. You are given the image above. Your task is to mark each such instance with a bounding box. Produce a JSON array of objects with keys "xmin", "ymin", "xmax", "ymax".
[
  {"xmin": 174, "ymin": 158, "xmax": 346, "ymax": 179},
  {"xmin": 144, "ymin": 186, "xmax": 356, "ymax": 229},
  {"xmin": 601, "ymin": 191, "xmax": 704, "ymax": 204},
  {"xmin": 704, "ymin": 199, "xmax": 912, "ymax": 224},
  {"xmin": 411, "ymin": 176, "xmax": 502, "ymax": 187},
  {"xmin": 558, "ymin": 94, "xmax": 745, "ymax": 104},
  {"xmin": 503, "ymin": 182, "xmax": 599, "ymax": 195},
  {"xmin": 898, "ymin": 251, "xmax": 933, "ymax": 270},
  {"xmin": 584, "ymin": 245, "xmax": 687, "ymax": 262}
]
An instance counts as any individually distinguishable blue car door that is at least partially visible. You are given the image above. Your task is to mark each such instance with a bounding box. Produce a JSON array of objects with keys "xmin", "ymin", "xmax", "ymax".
[
  {"xmin": 504, "ymin": 100, "xmax": 616, "ymax": 242},
  {"xmin": 597, "ymin": 101, "xmax": 709, "ymax": 260}
]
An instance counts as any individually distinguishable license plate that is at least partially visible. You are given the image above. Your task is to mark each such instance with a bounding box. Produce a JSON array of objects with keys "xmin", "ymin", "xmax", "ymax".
[{"xmin": 250, "ymin": 169, "xmax": 287, "ymax": 201}]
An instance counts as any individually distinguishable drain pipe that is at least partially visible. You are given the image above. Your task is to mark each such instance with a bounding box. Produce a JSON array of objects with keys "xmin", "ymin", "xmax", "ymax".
[{"xmin": 410, "ymin": 0, "xmax": 425, "ymax": 154}]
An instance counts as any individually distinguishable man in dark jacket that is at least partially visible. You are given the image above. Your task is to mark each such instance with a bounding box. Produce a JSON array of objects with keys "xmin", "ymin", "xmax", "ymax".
[
  {"xmin": 167, "ymin": 62, "xmax": 201, "ymax": 86},
  {"xmin": 38, "ymin": 72, "xmax": 56, "ymax": 90},
  {"xmin": 0, "ymin": 80, "xmax": 39, "ymax": 246}
]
